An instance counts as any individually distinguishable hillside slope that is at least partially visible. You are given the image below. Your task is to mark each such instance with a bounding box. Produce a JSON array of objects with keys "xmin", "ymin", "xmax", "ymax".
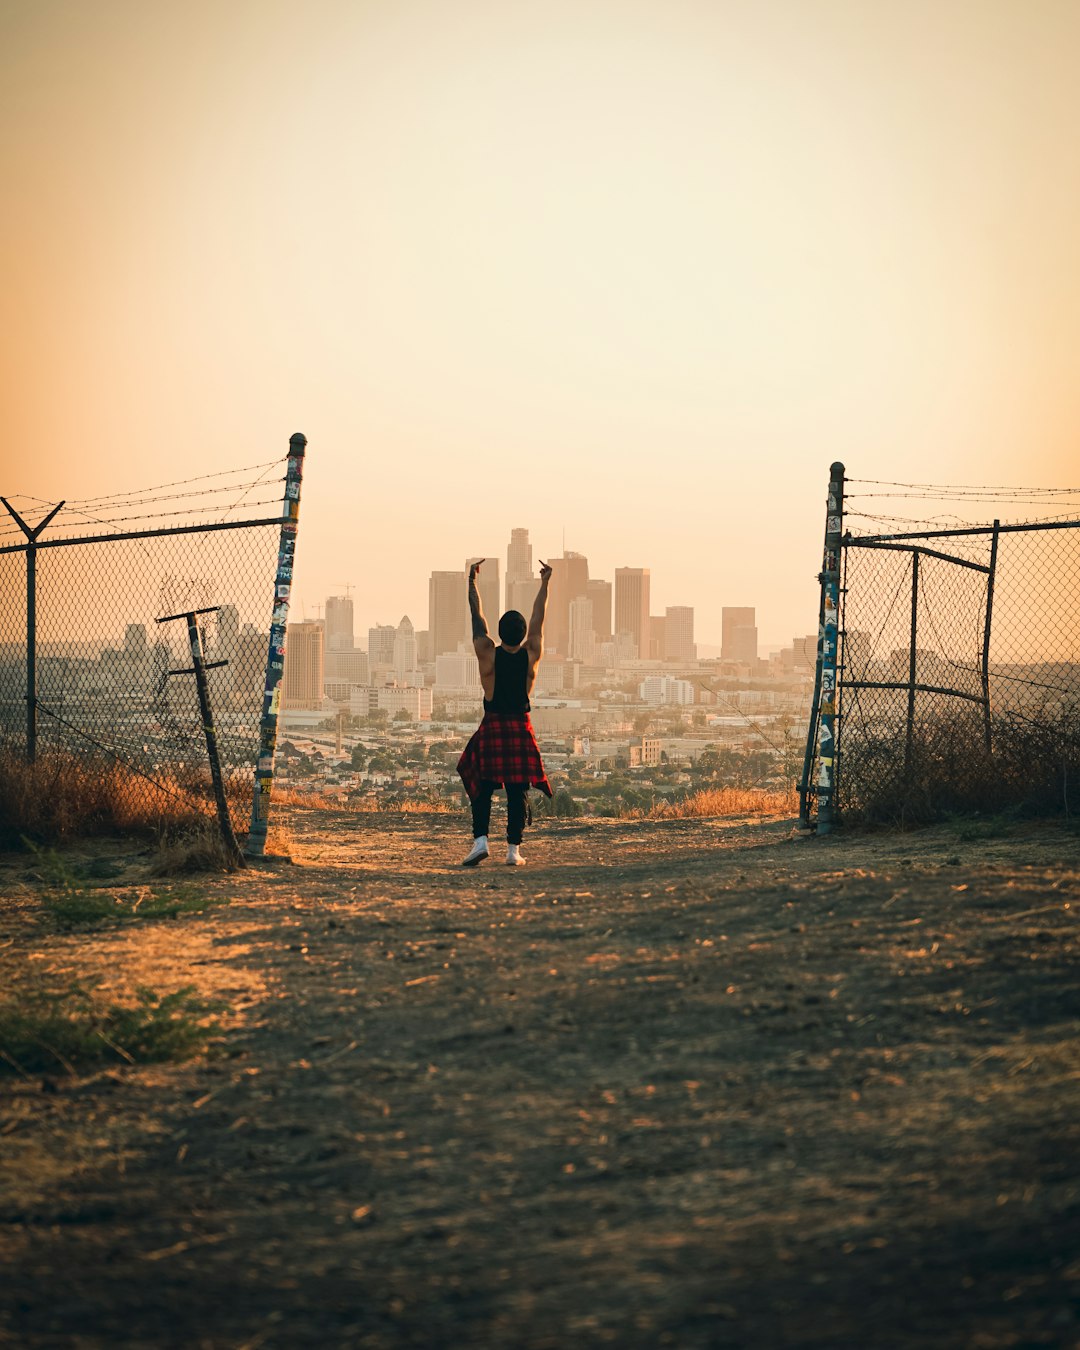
[{"xmin": 2, "ymin": 811, "xmax": 1078, "ymax": 1348}]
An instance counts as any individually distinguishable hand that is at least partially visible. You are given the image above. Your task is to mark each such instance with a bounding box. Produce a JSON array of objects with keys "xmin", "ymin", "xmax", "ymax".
[
  {"xmin": 469, "ymin": 559, "xmax": 484, "ymax": 580},
  {"xmin": 538, "ymin": 560, "xmax": 552, "ymax": 582}
]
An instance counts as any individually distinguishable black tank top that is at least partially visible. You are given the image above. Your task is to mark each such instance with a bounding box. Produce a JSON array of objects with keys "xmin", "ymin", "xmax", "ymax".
[{"xmin": 484, "ymin": 646, "xmax": 531, "ymax": 714}]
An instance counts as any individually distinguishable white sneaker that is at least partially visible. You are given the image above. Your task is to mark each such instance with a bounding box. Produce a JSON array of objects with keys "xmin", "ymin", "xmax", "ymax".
[
  {"xmin": 462, "ymin": 836, "xmax": 489, "ymax": 867},
  {"xmin": 506, "ymin": 845, "xmax": 526, "ymax": 866}
]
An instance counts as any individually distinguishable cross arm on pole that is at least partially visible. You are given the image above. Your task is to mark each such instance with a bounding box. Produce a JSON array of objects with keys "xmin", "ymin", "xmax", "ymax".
[{"xmin": 0, "ymin": 498, "xmax": 66, "ymax": 539}]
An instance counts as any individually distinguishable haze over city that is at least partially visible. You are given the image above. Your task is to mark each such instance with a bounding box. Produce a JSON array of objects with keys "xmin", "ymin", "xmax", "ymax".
[{"xmin": 3, "ymin": 0, "xmax": 1079, "ymax": 646}]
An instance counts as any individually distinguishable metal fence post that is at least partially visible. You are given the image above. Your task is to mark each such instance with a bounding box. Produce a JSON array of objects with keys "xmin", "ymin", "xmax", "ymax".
[
  {"xmin": 905, "ymin": 549, "xmax": 920, "ymax": 777},
  {"xmin": 798, "ymin": 582, "xmax": 826, "ymax": 828},
  {"xmin": 246, "ymin": 433, "xmax": 306, "ymax": 857},
  {"xmin": 981, "ymin": 521, "xmax": 1000, "ymax": 753},
  {"xmin": 815, "ymin": 462, "xmax": 845, "ymax": 834},
  {"xmin": 156, "ymin": 607, "xmax": 245, "ymax": 866},
  {"xmin": 0, "ymin": 497, "xmax": 64, "ymax": 763}
]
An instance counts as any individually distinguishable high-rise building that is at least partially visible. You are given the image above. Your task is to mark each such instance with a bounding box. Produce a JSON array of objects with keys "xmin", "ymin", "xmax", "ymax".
[
  {"xmin": 506, "ymin": 528, "xmax": 532, "ymax": 588},
  {"xmin": 506, "ymin": 577, "xmax": 540, "ymax": 620},
  {"xmin": 505, "ymin": 527, "xmax": 537, "ymax": 620},
  {"xmin": 722, "ymin": 607, "xmax": 757, "ymax": 663},
  {"xmin": 586, "ymin": 579, "xmax": 612, "ymax": 642},
  {"xmin": 283, "ymin": 620, "xmax": 324, "ymax": 709},
  {"xmin": 429, "ymin": 570, "xmax": 466, "ymax": 657},
  {"xmin": 548, "ymin": 551, "xmax": 589, "ymax": 655},
  {"xmin": 568, "ymin": 596, "xmax": 595, "ymax": 663},
  {"xmin": 664, "ymin": 606, "xmax": 695, "ymax": 663},
  {"xmin": 215, "ymin": 606, "xmax": 239, "ymax": 659},
  {"xmin": 466, "ymin": 557, "xmax": 500, "ymax": 635},
  {"xmin": 640, "ymin": 675, "xmax": 695, "ymax": 706},
  {"xmin": 393, "ymin": 615, "xmax": 418, "ymax": 677},
  {"xmin": 649, "ymin": 615, "xmax": 666, "ymax": 660},
  {"xmin": 614, "ymin": 567, "xmax": 650, "ymax": 657},
  {"xmin": 325, "ymin": 648, "xmax": 369, "ymax": 684},
  {"xmin": 123, "ymin": 623, "xmax": 148, "ymax": 656},
  {"xmin": 325, "ymin": 595, "xmax": 354, "ymax": 651},
  {"xmin": 368, "ymin": 624, "xmax": 396, "ymax": 666}
]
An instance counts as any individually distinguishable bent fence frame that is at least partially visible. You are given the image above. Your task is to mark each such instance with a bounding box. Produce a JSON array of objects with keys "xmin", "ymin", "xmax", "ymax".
[{"xmin": 799, "ymin": 463, "xmax": 1080, "ymax": 829}]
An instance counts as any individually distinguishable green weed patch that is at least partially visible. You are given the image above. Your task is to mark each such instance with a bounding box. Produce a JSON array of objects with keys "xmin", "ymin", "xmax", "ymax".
[{"xmin": 0, "ymin": 983, "xmax": 223, "ymax": 1077}]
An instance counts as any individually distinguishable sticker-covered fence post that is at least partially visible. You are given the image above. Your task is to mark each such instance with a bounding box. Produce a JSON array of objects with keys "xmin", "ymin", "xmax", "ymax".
[
  {"xmin": 981, "ymin": 521, "xmax": 1000, "ymax": 753},
  {"xmin": 245, "ymin": 433, "xmax": 306, "ymax": 857},
  {"xmin": 815, "ymin": 462, "xmax": 845, "ymax": 834}
]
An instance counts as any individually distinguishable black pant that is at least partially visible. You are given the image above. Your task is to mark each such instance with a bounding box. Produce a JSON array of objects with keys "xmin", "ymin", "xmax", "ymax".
[{"xmin": 472, "ymin": 781, "xmax": 528, "ymax": 844}]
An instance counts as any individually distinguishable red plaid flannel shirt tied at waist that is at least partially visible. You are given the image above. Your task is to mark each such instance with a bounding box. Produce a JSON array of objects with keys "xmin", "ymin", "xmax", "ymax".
[{"xmin": 457, "ymin": 711, "xmax": 553, "ymax": 801}]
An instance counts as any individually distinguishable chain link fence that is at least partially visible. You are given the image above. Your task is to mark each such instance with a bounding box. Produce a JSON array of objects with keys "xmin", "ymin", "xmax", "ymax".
[
  {"xmin": 836, "ymin": 515, "xmax": 1080, "ymax": 822},
  {"xmin": 0, "ymin": 459, "xmax": 292, "ymax": 839}
]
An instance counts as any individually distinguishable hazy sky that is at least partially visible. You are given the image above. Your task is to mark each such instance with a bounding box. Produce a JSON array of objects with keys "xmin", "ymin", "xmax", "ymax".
[{"xmin": 2, "ymin": 0, "xmax": 1078, "ymax": 646}]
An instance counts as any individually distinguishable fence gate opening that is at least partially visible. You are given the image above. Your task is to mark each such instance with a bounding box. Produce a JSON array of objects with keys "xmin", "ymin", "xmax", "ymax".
[{"xmin": 801, "ymin": 469, "xmax": 1080, "ymax": 827}]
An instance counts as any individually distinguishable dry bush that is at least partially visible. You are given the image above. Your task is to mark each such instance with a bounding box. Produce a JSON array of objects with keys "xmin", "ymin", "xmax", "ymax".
[
  {"xmin": 148, "ymin": 821, "xmax": 245, "ymax": 876},
  {"xmin": 0, "ymin": 748, "xmax": 209, "ymax": 844},
  {"xmin": 838, "ymin": 706, "xmax": 1080, "ymax": 825},
  {"xmin": 633, "ymin": 786, "xmax": 798, "ymax": 820}
]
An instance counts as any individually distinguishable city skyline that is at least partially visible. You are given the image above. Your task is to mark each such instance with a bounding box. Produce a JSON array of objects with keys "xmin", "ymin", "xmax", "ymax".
[
  {"xmin": 305, "ymin": 528, "xmax": 775, "ymax": 658},
  {"xmin": 307, "ymin": 527, "xmax": 768, "ymax": 661}
]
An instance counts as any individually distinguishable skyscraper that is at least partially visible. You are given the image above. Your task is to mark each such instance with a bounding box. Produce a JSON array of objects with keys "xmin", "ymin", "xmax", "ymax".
[
  {"xmin": 568, "ymin": 596, "xmax": 596, "ymax": 662},
  {"xmin": 506, "ymin": 528, "xmax": 532, "ymax": 588},
  {"xmin": 664, "ymin": 606, "xmax": 695, "ymax": 663},
  {"xmin": 614, "ymin": 567, "xmax": 650, "ymax": 658},
  {"xmin": 393, "ymin": 615, "xmax": 419, "ymax": 679},
  {"xmin": 586, "ymin": 579, "xmax": 612, "ymax": 642},
  {"xmin": 548, "ymin": 551, "xmax": 589, "ymax": 655},
  {"xmin": 505, "ymin": 527, "xmax": 538, "ymax": 619},
  {"xmin": 215, "ymin": 606, "xmax": 239, "ymax": 660},
  {"xmin": 325, "ymin": 594, "xmax": 354, "ymax": 651},
  {"xmin": 722, "ymin": 607, "xmax": 757, "ymax": 663},
  {"xmin": 429, "ymin": 570, "xmax": 466, "ymax": 657},
  {"xmin": 282, "ymin": 620, "xmax": 324, "ymax": 709},
  {"xmin": 368, "ymin": 624, "xmax": 396, "ymax": 666}
]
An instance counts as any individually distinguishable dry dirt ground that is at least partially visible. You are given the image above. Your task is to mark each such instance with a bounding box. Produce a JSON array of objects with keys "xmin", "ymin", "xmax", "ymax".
[{"xmin": 1, "ymin": 808, "xmax": 1079, "ymax": 1349}]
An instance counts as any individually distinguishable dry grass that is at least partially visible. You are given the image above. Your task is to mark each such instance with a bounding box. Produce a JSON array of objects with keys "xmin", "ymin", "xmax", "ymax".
[
  {"xmin": 148, "ymin": 822, "xmax": 246, "ymax": 876},
  {"xmin": 633, "ymin": 785, "xmax": 798, "ymax": 819},
  {"xmin": 0, "ymin": 749, "xmax": 210, "ymax": 843},
  {"xmin": 275, "ymin": 787, "xmax": 455, "ymax": 814},
  {"xmin": 839, "ymin": 707, "xmax": 1080, "ymax": 825}
]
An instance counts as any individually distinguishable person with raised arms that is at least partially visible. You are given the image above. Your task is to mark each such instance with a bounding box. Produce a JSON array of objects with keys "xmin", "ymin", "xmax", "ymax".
[{"xmin": 457, "ymin": 557, "xmax": 553, "ymax": 866}]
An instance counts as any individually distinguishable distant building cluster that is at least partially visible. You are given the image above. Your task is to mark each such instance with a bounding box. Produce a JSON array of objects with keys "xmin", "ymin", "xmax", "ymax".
[{"xmin": 273, "ymin": 527, "xmax": 819, "ymax": 728}]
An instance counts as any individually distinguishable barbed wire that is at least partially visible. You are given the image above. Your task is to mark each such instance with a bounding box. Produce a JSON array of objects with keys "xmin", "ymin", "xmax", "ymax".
[
  {"xmin": 846, "ymin": 477, "xmax": 1080, "ymax": 494},
  {"xmin": 67, "ymin": 456, "xmax": 284, "ymax": 507},
  {"xmin": 1, "ymin": 498, "xmax": 284, "ymax": 542}
]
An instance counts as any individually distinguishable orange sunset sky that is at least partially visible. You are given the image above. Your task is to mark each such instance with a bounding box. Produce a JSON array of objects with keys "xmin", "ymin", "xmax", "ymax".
[{"xmin": 2, "ymin": 0, "xmax": 1078, "ymax": 646}]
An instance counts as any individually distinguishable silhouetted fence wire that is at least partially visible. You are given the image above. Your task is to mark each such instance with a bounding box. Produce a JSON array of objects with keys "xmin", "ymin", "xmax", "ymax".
[
  {"xmin": 802, "ymin": 472, "xmax": 1080, "ymax": 825},
  {"xmin": 0, "ymin": 453, "xmax": 298, "ymax": 839}
]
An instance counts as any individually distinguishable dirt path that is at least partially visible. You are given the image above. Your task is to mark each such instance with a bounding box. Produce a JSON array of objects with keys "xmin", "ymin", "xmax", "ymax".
[{"xmin": 2, "ymin": 811, "xmax": 1079, "ymax": 1348}]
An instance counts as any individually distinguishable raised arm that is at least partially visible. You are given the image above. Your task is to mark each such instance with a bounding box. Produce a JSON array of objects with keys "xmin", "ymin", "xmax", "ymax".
[
  {"xmin": 526, "ymin": 560, "xmax": 553, "ymax": 661},
  {"xmin": 469, "ymin": 560, "xmax": 495, "ymax": 665}
]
